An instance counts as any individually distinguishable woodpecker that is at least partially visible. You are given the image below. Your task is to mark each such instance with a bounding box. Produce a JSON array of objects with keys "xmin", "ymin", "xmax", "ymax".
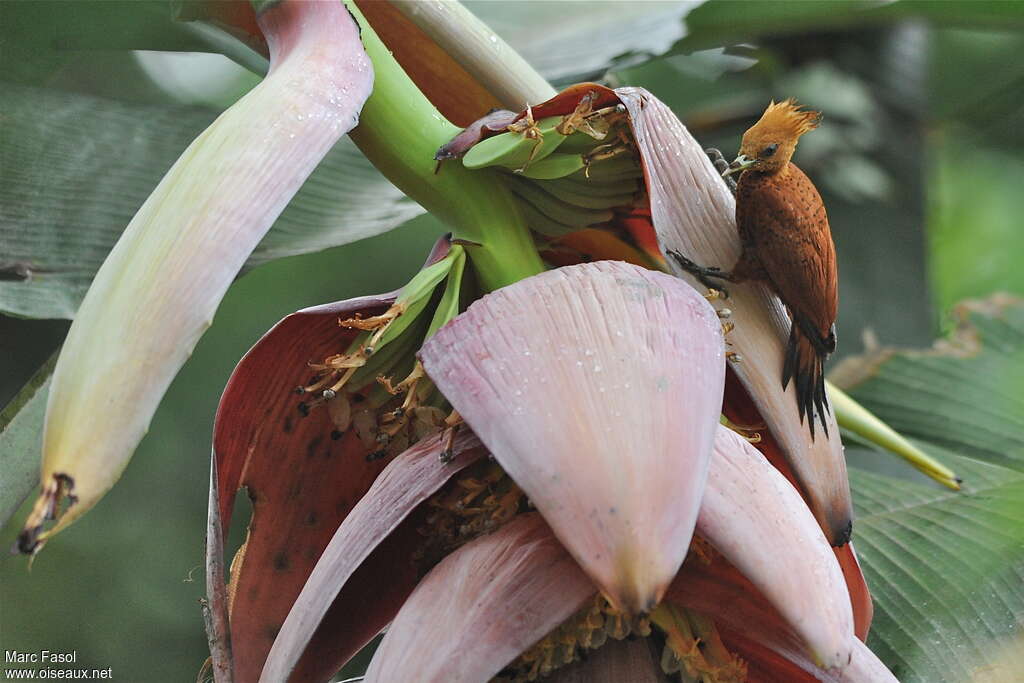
[{"xmin": 673, "ymin": 99, "xmax": 837, "ymax": 438}]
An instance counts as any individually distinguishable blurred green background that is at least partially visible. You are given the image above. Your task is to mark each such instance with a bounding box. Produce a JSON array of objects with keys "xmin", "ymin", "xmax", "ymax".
[{"xmin": 2, "ymin": 1, "xmax": 1022, "ymax": 680}]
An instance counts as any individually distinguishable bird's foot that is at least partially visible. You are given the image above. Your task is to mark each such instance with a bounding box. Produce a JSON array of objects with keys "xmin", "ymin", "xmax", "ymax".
[
  {"xmin": 705, "ymin": 148, "xmax": 738, "ymax": 196},
  {"xmin": 668, "ymin": 250, "xmax": 731, "ymax": 298}
]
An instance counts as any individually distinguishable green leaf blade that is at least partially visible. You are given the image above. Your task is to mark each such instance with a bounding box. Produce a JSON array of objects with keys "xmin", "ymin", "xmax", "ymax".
[
  {"xmin": 844, "ymin": 297, "xmax": 1024, "ymax": 681},
  {"xmin": 0, "ymin": 353, "xmax": 56, "ymax": 526}
]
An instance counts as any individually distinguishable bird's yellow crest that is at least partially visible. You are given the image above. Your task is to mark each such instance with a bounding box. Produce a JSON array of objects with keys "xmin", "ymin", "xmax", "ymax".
[
  {"xmin": 752, "ymin": 98, "xmax": 822, "ymax": 141},
  {"xmin": 738, "ymin": 98, "xmax": 822, "ymax": 173}
]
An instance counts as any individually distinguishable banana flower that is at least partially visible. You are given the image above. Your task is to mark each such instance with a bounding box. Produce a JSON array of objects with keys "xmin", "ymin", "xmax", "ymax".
[
  {"xmin": 201, "ymin": 5, "xmax": 894, "ymax": 680},
  {"xmin": 210, "ymin": 260, "xmax": 888, "ymax": 682},
  {"xmin": 9, "ymin": 0, "xmax": 906, "ymax": 678}
]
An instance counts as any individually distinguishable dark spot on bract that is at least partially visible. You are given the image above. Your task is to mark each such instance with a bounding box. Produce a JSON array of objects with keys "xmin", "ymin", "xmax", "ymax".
[
  {"xmin": 273, "ymin": 551, "xmax": 290, "ymax": 571},
  {"xmin": 305, "ymin": 510, "xmax": 318, "ymax": 526},
  {"xmin": 833, "ymin": 519, "xmax": 853, "ymax": 547},
  {"xmin": 330, "ymin": 429, "xmax": 344, "ymax": 441},
  {"xmin": 283, "ymin": 415, "xmax": 294, "ymax": 433}
]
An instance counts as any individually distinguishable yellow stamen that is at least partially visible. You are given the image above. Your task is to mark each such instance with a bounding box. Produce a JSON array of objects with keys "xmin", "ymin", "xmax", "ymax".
[
  {"xmin": 339, "ymin": 303, "xmax": 406, "ymax": 332},
  {"xmin": 650, "ymin": 604, "xmax": 747, "ymax": 683}
]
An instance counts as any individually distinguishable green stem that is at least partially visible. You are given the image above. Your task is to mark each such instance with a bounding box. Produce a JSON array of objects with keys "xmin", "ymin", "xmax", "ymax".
[{"xmin": 344, "ymin": 1, "xmax": 545, "ymax": 291}]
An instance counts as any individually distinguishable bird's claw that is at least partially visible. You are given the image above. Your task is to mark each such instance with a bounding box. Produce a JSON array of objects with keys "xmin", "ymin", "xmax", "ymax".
[
  {"xmin": 668, "ymin": 249, "xmax": 731, "ymax": 298},
  {"xmin": 704, "ymin": 148, "xmax": 738, "ymax": 196}
]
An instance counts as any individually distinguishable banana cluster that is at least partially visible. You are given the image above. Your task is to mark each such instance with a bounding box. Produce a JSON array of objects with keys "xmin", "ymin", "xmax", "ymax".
[
  {"xmin": 459, "ymin": 105, "xmax": 646, "ymax": 239},
  {"xmin": 294, "ymin": 240, "xmax": 467, "ymax": 461}
]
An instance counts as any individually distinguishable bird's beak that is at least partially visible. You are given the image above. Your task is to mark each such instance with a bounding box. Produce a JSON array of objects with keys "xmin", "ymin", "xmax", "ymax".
[{"xmin": 722, "ymin": 154, "xmax": 756, "ymax": 177}]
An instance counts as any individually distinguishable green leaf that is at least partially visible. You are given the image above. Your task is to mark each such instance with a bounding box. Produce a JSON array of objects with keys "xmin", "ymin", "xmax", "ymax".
[
  {"xmin": 0, "ymin": 84, "xmax": 422, "ymax": 319},
  {"xmin": 930, "ymin": 31, "xmax": 1024, "ymax": 152},
  {"xmin": 0, "ymin": 1, "xmax": 203, "ymax": 85},
  {"xmin": 0, "ymin": 353, "xmax": 56, "ymax": 527},
  {"xmin": 844, "ymin": 296, "xmax": 1024, "ymax": 681},
  {"xmin": 680, "ymin": 0, "xmax": 883, "ymax": 50},
  {"xmin": 677, "ymin": 0, "xmax": 1024, "ymax": 52},
  {"xmin": 928, "ymin": 142, "xmax": 1024, "ymax": 315},
  {"xmin": 466, "ymin": 0, "xmax": 690, "ymax": 83}
]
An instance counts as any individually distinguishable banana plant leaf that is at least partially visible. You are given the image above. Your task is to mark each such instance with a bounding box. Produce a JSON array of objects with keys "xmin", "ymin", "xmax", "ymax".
[
  {"xmin": 840, "ymin": 295, "xmax": 1024, "ymax": 682},
  {"xmin": 466, "ymin": 0, "xmax": 692, "ymax": 83},
  {"xmin": 0, "ymin": 352, "xmax": 56, "ymax": 525},
  {"xmin": 675, "ymin": 0, "xmax": 1024, "ymax": 52}
]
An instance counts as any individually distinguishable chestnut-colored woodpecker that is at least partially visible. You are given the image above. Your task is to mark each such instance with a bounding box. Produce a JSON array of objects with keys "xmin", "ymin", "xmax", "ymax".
[{"xmin": 673, "ymin": 99, "xmax": 837, "ymax": 438}]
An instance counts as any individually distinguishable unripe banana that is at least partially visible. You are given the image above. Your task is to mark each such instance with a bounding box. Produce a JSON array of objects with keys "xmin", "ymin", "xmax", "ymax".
[
  {"xmin": 571, "ymin": 155, "xmax": 643, "ymax": 181},
  {"xmin": 514, "ymin": 198, "xmax": 580, "ymax": 237},
  {"xmin": 547, "ymin": 174, "xmax": 643, "ymax": 196},
  {"xmin": 462, "ymin": 116, "xmax": 567, "ymax": 171},
  {"xmin": 518, "ymin": 153, "xmax": 587, "ymax": 180},
  {"xmin": 508, "ymin": 177, "xmax": 614, "ymax": 228},
  {"xmin": 535, "ymin": 178, "xmax": 638, "ymax": 210},
  {"xmin": 558, "ymin": 130, "xmax": 607, "ymax": 154}
]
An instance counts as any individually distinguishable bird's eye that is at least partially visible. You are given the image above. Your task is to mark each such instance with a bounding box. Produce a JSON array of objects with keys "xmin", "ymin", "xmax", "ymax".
[{"xmin": 761, "ymin": 143, "xmax": 779, "ymax": 158}]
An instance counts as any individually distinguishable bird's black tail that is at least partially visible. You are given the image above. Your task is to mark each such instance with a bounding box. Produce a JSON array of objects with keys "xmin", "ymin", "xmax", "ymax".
[{"xmin": 782, "ymin": 317, "xmax": 836, "ymax": 440}]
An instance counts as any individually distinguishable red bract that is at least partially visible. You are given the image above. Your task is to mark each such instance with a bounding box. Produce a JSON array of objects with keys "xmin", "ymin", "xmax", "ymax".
[
  {"xmin": 211, "ymin": 237, "xmax": 458, "ymax": 681},
  {"xmin": 213, "ymin": 293, "xmax": 395, "ymax": 683}
]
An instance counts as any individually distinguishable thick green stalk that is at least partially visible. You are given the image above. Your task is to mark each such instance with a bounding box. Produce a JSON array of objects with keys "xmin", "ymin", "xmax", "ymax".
[{"xmin": 345, "ymin": 1, "xmax": 545, "ymax": 291}]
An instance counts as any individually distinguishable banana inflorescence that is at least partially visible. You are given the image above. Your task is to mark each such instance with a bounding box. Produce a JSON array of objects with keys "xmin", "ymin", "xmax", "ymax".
[
  {"xmin": 454, "ymin": 95, "xmax": 647, "ymax": 244},
  {"xmin": 294, "ymin": 240, "xmax": 468, "ymax": 463}
]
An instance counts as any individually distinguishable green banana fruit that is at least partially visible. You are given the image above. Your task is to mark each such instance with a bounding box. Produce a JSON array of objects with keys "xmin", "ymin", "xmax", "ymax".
[
  {"xmin": 571, "ymin": 155, "xmax": 643, "ymax": 181},
  {"xmin": 568, "ymin": 168, "xmax": 644, "ymax": 185},
  {"xmin": 514, "ymin": 198, "xmax": 581, "ymax": 237},
  {"xmin": 548, "ymin": 174, "xmax": 643, "ymax": 195},
  {"xmin": 558, "ymin": 130, "xmax": 608, "ymax": 154},
  {"xmin": 536, "ymin": 178, "xmax": 638, "ymax": 210},
  {"xmin": 462, "ymin": 116, "xmax": 567, "ymax": 171},
  {"xmin": 508, "ymin": 177, "xmax": 614, "ymax": 228},
  {"xmin": 518, "ymin": 153, "xmax": 587, "ymax": 180}
]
